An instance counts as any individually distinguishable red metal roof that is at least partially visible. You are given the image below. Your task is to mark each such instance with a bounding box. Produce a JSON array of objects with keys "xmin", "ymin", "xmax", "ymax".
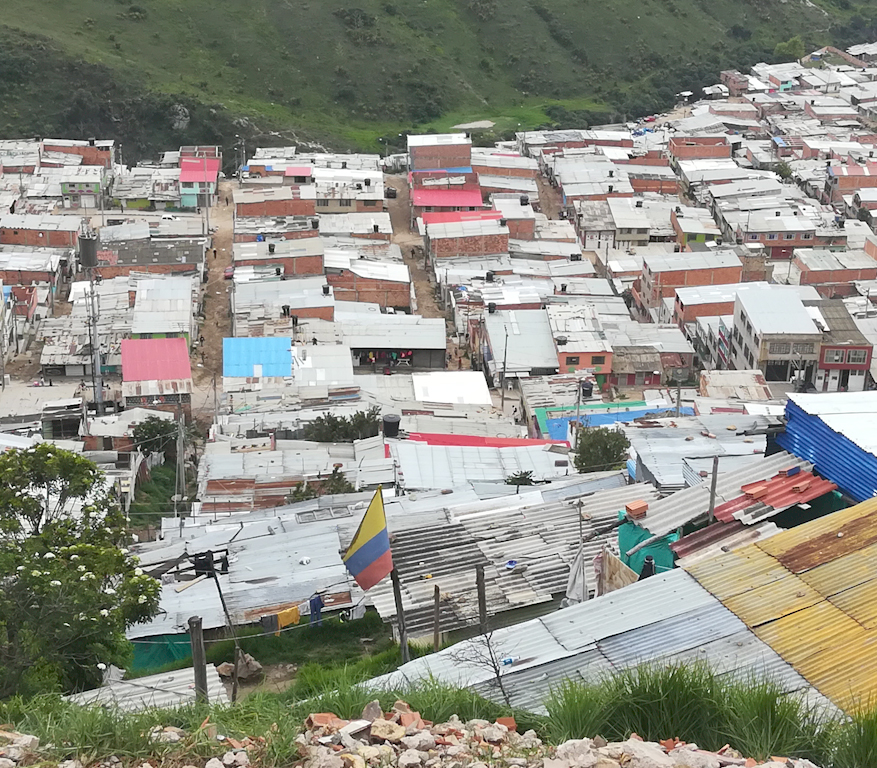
[
  {"xmin": 121, "ymin": 338, "xmax": 192, "ymax": 382},
  {"xmin": 421, "ymin": 210, "xmax": 502, "ymax": 225},
  {"xmin": 411, "ymin": 189, "xmax": 484, "ymax": 208},
  {"xmin": 405, "ymin": 433, "xmax": 567, "ymax": 447},
  {"xmin": 179, "ymin": 157, "xmax": 221, "ymax": 183},
  {"xmin": 284, "ymin": 167, "xmax": 313, "ymax": 177},
  {"xmin": 713, "ymin": 471, "xmax": 837, "ymax": 524}
]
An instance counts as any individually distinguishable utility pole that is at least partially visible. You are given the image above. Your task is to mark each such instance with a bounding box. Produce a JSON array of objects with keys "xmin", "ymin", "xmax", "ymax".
[
  {"xmin": 81, "ymin": 229, "xmax": 104, "ymax": 416},
  {"xmin": 707, "ymin": 455, "xmax": 720, "ymax": 524},
  {"xmin": 577, "ymin": 499, "xmax": 586, "ymax": 601},
  {"xmin": 202, "ymin": 154, "xmax": 211, "ymax": 237},
  {"xmin": 476, "ymin": 564, "xmax": 487, "ymax": 635},
  {"xmin": 433, "ymin": 584, "xmax": 441, "ymax": 653},
  {"xmin": 212, "ymin": 373, "xmax": 219, "ymax": 424},
  {"xmin": 188, "ymin": 616, "xmax": 209, "ymax": 704},
  {"xmin": 500, "ymin": 325, "xmax": 510, "ymax": 409},
  {"xmin": 390, "ymin": 569, "xmax": 410, "ymax": 663},
  {"xmin": 674, "ymin": 382, "xmax": 682, "ymax": 418}
]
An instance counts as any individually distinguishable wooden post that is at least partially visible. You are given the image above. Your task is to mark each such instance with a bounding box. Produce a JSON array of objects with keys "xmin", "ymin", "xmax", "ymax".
[
  {"xmin": 391, "ymin": 569, "xmax": 410, "ymax": 663},
  {"xmin": 188, "ymin": 616, "xmax": 208, "ymax": 704},
  {"xmin": 476, "ymin": 564, "xmax": 487, "ymax": 634},
  {"xmin": 707, "ymin": 455, "xmax": 720, "ymax": 524},
  {"xmin": 433, "ymin": 584, "xmax": 441, "ymax": 652}
]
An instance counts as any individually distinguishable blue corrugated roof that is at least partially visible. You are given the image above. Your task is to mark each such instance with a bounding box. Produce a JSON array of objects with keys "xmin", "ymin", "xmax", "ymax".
[
  {"xmin": 777, "ymin": 398, "xmax": 877, "ymax": 502},
  {"xmin": 223, "ymin": 337, "xmax": 293, "ymax": 378}
]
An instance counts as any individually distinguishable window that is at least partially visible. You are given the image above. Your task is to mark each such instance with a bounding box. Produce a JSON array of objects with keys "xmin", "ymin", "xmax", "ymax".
[
  {"xmin": 793, "ymin": 342, "xmax": 814, "ymax": 354},
  {"xmin": 784, "ymin": 233, "xmax": 795, "ymax": 240},
  {"xmin": 591, "ymin": 355, "xmax": 606, "ymax": 365},
  {"xmin": 339, "ymin": 199, "xmax": 353, "ymax": 207},
  {"xmin": 802, "ymin": 233, "xmax": 813, "ymax": 240},
  {"xmin": 363, "ymin": 200, "xmax": 377, "ymax": 207},
  {"xmin": 824, "ymin": 348, "xmax": 845, "ymax": 364},
  {"xmin": 316, "ymin": 199, "xmax": 330, "ymax": 207},
  {"xmin": 566, "ymin": 356, "xmax": 580, "ymax": 365},
  {"xmin": 848, "ymin": 349, "xmax": 868, "ymax": 364},
  {"xmin": 748, "ymin": 233, "xmax": 759, "ymax": 241},
  {"xmin": 769, "ymin": 342, "xmax": 791, "ymax": 354},
  {"xmin": 768, "ymin": 234, "xmax": 778, "ymax": 240}
]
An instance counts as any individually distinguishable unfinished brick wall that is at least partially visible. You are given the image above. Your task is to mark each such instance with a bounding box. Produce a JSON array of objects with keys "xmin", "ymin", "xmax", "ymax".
[
  {"xmin": 430, "ymin": 232, "xmax": 509, "ymax": 258},
  {"xmin": 235, "ymin": 254, "xmax": 323, "ymax": 275},
  {"xmin": 327, "ymin": 272, "xmax": 411, "ymax": 309},
  {"xmin": 409, "ymin": 143, "xmax": 472, "ymax": 171},
  {"xmin": 235, "ymin": 199, "xmax": 316, "ymax": 217}
]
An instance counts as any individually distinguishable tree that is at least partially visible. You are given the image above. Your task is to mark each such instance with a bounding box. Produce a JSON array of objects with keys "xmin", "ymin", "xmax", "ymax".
[
  {"xmin": 506, "ymin": 470, "xmax": 536, "ymax": 487},
  {"xmin": 774, "ymin": 35, "xmax": 805, "ymax": 63},
  {"xmin": 132, "ymin": 415, "xmax": 178, "ymax": 458},
  {"xmin": 775, "ymin": 160, "xmax": 793, "ymax": 180},
  {"xmin": 303, "ymin": 407, "xmax": 381, "ymax": 442},
  {"xmin": 0, "ymin": 446, "xmax": 160, "ymax": 696},
  {"xmin": 574, "ymin": 427, "xmax": 630, "ymax": 473},
  {"xmin": 286, "ymin": 467, "xmax": 356, "ymax": 503}
]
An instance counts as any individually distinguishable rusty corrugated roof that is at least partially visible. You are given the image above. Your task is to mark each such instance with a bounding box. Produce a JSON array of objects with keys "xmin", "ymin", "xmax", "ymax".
[{"xmin": 685, "ymin": 498, "xmax": 877, "ymax": 713}]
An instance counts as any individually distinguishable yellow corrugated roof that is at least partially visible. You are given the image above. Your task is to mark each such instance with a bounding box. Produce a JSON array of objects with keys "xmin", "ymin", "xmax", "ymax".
[
  {"xmin": 755, "ymin": 601, "xmax": 866, "ymax": 666},
  {"xmin": 799, "ymin": 541, "xmax": 877, "ymax": 597},
  {"xmin": 684, "ymin": 544, "xmax": 789, "ymax": 601},
  {"xmin": 685, "ymin": 498, "xmax": 877, "ymax": 713},
  {"xmin": 829, "ymin": 579, "xmax": 877, "ymax": 630},
  {"xmin": 757, "ymin": 497, "xmax": 877, "ymax": 574},
  {"xmin": 723, "ymin": 574, "xmax": 822, "ymax": 628}
]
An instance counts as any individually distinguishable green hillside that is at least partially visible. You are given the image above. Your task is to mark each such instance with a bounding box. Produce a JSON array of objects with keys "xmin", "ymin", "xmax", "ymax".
[{"xmin": 1, "ymin": 0, "xmax": 876, "ymax": 160}]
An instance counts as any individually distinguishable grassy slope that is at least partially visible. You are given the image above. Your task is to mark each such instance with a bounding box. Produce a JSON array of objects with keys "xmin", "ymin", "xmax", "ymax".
[{"xmin": 0, "ymin": 0, "xmax": 851, "ymax": 154}]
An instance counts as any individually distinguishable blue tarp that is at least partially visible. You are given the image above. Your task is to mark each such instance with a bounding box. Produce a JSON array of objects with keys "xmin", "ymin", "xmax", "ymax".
[
  {"xmin": 545, "ymin": 407, "xmax": 695, "ymax": 441},
  {"xmin": 223, "ymin": 337, "xmax": 294, "ymax": 378}
]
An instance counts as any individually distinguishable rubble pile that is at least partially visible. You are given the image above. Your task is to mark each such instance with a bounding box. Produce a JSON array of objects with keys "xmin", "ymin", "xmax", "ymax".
[{"xmin": 297, "ymin": 701, "xmax": 822, "ymax": 768}]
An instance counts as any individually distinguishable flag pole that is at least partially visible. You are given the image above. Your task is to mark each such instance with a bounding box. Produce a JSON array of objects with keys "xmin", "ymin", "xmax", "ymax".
[{"xmin": 390, "ymin": 566, "xmax": 410, "ymax": 663}]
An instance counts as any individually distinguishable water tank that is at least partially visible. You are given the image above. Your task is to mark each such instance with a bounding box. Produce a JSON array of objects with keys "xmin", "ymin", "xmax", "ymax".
[
  {"xmin": 364, "ymin": 178, "xmax": 372, "ymax": 187},
  {"xmin": 520, "ymin": 195, "xmax": 529, "ymax": 206},
  {"xmin": 581, "ymin": 380, "xmax": 594, "ymax": 398},
  {"xmin": 79, "ymin": 235, "xmax": 98, "ymax": 268},
  {"xmin": 499, "ymin": 218, "xmax": 508, "ymax": 227},
  {"xmin": 310, "ymin": 219, "xmax": 319, "ymax": 229},
  {"xmin": 382, "ymin": 414, "xmax": 401, "ymax": 438},
  {"xmin": 488, "ymin": 302, "xmax": 497, "ymax": 314},
  {"xmin": 268, "ymin": 242, "xmax": 276, "ymax": 253},
  {"xmin": 486, "ymin": 271, "xmax": 495, "ymax": 282},
  {"xmin": 560, "ymin": 283, "xmax": 567, "ymax": 293},
  {"xmin": 322, "ymin": 284, "xmax": 330, "ymax": 296},
  {"xmin": 373, "ymin": 223, "xmax": 380, "ymax": 233}
]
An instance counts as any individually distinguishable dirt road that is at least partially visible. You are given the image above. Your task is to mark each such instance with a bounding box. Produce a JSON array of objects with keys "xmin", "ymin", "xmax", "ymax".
[
  {"xmin": 385, "ymin": 174, "xmax": 441, "ymax": 319},
  {"xmin": 383, "ymin": 174, "xmax": 469, "ymax": 369},
  {"xmin": 189, "ymin": 180, "xmax": 235, "ymax": 422},
  {"xmin": 536, "ymin": 174, "xmax": 563, "ymax": 220}
]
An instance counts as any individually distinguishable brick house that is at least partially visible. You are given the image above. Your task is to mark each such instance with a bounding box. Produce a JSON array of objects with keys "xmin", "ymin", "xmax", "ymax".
[
  {"xmin": 81, "ymin": 407, "xmax": 174, "ymax": 452},
  {"xmin": 825, "ymin": 161, "xmax": 877, "ymax": 204},
  {"xmin": 233, "ymin": 216, "xmax": 319, "ymax": 243},
  {"xmin": 546, "ymin": 304, "xmax": 613, "ymax": 378},
  {"xmin": 325, "ymin": 254, "xmax": 412, "ymax": 311},
  {"xmin": 425, "ymin": 219, "xmax": 510, "ymax": 261},
  {"xmin": 408, "ymin": 134, "xmax": 472, "ymax": 171},
  {"xmin": 805, "ymin": 299, "xmax": 872, "ymax": 392},
  {"xmin": 92, "ymin": 237, "xmax": 206, "ymax": 280},
  {"xmin": 42, "ymin": 138, "xmax": 114, "ymax": 168},
  {"xmin": 668, "ymin": 137, "xmax": 732, "ymax": 168},
  {"xmin": 635, "ymin": 250, "xmax": 743, "ymax": 312},
  {"xmin": 794, "ymin": 248, "xmax": 877, "ymax": 297},
  {"xmin": 234, "ymin": 186, "xmax": 317, "ymax": 218},
  {"xmin": 233, "ymin": 238, "xmax": 324, "ymax": 277},
  {"xmin": 120, "ymin": 338, "xmax": 193, "ymax": 422},
  {"xmin": 0, "ymin": 214, "xmax": 82, "ymax": 249}
]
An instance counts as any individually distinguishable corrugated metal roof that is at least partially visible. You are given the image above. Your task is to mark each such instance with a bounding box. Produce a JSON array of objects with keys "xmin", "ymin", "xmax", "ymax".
[
  {"xmin": 367, "ymin": 568, "xmax": 828, "ymax": 715},
  {"xmin": 121, "ymin": 338, "xmax": 192, "ymax": 382},
  {"xmin": 760, "ymin": 496, "xmax": 877, "ymax": 558},
  {"xmin": 686, "ymin": 498, "xmax": 877, "ymax": 713},
  {"xmin": 629, "ymin": 452, "xmax": 813, "ymax": 544},
  {"xmin": 65, "ymin": 665, "xmax": 228, "ymax": 711}
]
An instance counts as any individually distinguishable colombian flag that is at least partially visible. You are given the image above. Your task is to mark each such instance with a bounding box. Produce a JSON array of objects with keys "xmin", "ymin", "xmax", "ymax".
[{"xmin": 342, "ymin": 486, "xmax": 393, "ymax": 590}]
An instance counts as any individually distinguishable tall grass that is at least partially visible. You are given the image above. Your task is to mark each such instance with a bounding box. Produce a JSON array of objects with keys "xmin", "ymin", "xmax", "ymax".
[
  {"xmin": 544, "ymin": 663, "xmax": 837, "ymax": 765},
  {"xmin": 12, "ymin": 663, "xmax": 877, "ymax": 767}
]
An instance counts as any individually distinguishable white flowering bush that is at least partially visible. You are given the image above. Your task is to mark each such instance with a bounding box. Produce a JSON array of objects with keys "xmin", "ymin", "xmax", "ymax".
[{"xmin": 0, "ymin": 446, "xmax": 160, "ymax": 696}]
